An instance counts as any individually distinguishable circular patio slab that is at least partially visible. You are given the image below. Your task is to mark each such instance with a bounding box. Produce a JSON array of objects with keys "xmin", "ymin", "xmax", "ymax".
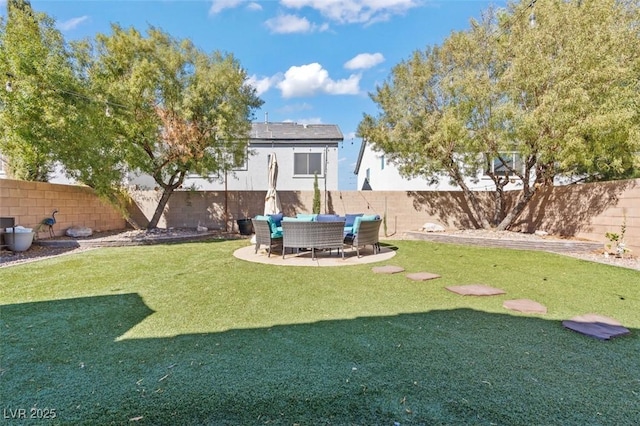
[
  {"xmin": 446, "ymin": 284, "xmax": 506, "ymax": 296},
  {"xmin": 503, "ymin": 299, "xmax": 547, "ymax": 314},
  {"xmin": 233, "ymin": 243, "xmax": 396, "ymax": 267}
]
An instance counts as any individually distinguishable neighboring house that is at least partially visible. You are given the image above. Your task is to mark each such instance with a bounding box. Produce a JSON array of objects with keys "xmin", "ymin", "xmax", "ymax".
[
  {"xmin": 1, "ymin": 122, "xmax": 343, "ymax": 192},
  {"xmin": 354, "ymin": 139, "xmax": 530, "ymax": 191},
  {"xmin": 128, "ymin": 121, "xmax": 342, "ymax": 191},
  {"xmin": 0, "ymin": 154, "xmax": 75, "ymax": 184}
]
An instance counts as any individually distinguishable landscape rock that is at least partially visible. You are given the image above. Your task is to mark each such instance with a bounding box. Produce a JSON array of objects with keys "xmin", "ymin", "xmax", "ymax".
[
  {"xmin": 422, "ymin": 222, "xmax": 445, "ymax": 232},
  {"xmin": 66, "ymin": 226, "xmax": 93, "ymax": 238},
  {"xmin": 534, "ymin": 230, "xmax": 549, "ymax": 237}
]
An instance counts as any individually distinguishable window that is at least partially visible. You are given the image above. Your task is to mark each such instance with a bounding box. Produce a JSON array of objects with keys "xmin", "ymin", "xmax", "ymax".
[
  {"xmin": 380, "ymin": 155, "xmax": 385, "ymax": 171},
  {"xmin": 228, "ymin": 148, "xmax": 248, "ymax": 171},
  {"xmin": 294, "ymin": 152, "xmax": 322, "ymax": 176},
  {"xmin": 486, "ymin": 152, "xmax": 523, "ymax": 176}
]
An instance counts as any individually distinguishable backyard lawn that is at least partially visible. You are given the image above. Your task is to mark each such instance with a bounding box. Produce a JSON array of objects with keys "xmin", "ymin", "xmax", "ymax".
[{"xmin": 1, "ymin": 239, "xmax": 639, "ymax": 425}]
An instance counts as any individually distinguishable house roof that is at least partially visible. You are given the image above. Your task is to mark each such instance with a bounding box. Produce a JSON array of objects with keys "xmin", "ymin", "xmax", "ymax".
[
  {"xmin": 251, "ymin": 122, "xmax": 343, "ymax": 142},
  {"xmin": 353, "ymin": 139, "xmax": 367, "ymax": 174}
]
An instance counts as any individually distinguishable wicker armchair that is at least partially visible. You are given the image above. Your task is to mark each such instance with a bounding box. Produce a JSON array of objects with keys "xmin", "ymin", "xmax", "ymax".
[
  {"xmin": 281, "ymin": 221, "xmax": 345, "ymax": 260},
  {"xmin": 251, "ymin": 218, "xmax": 282, "ymax": 257},
  {"xmin": 344, "ymin": 219, "xmax": 382, "ymax": 257}
]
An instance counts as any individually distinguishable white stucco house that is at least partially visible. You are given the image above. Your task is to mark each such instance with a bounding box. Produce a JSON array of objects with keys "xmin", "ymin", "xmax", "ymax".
[
  {"xmin": 171, "ymin": 121, "xmax": 342, "ymax": 191},
  {"xmin": 354, "ymin": 140, "xmax": 530, "ymax": 191},
  {"xmin": 1, "ymin": 122, "xmax": 343, "ymax": 191}
]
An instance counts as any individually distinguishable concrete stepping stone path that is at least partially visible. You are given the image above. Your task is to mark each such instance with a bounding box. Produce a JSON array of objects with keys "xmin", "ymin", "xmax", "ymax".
[
  {"xmin": 406, "ymin": 272, "xmax": 441, "ymax": 281},
  {"xmin": 562, "ymin": 313, "xmax": 630, "ymax": 340},
  {"xmin": 372, "ymin": 265, "xmax": 405, "ymax": 274},
  {"xmin": 503, "ymin": 299, "xmax": 547, "ymax": 314},
  {"xmin": 446, "ymin": 284, "xmax": 506, "ymax": 296}
]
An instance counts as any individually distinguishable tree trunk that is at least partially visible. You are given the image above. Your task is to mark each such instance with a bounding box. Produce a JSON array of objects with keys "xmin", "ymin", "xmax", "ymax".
[
  {"xmin": 495, "ymin": 185, "xmax": 538, "ymax": 231},
  {"xmin": 147, "ymin": 169, "xmax": 187, "ymax": 229},
  {"xmin": 492, "ymin": 178, "xmax": 509, "ymax": 226},
  {"xmin": 449, "ymin": 163, "xmax": 492, "ymax": 229},
  {"xmin": 147, "ymin": 187, "xmax": 174, "ymax": 229},
  {"xmin": 458, "ymin": 181, "xmax": 492, "ymax": 229}
]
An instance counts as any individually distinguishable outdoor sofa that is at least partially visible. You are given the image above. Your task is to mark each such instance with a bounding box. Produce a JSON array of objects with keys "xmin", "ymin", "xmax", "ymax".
[
  {"xmin": 281, "ymin": 220, "xmax": 345, "ymax": 260},
  {"xmin": 253, "ymin": 213, "xmax": 381, "ymax": 260}
]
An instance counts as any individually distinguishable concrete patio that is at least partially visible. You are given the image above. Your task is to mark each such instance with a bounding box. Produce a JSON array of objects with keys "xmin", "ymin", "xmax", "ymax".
[{"xmin": 233, "ymin": 243, "xmax": 396, "ymax": 267}]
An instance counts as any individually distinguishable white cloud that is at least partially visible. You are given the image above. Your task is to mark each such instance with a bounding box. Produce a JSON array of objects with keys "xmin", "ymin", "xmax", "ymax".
[
  {"xmin": 280, "ymin": 0, "xmax": 420, "ymax": 25},
  {"xmin": 344, "ymin": 52, "xmax": 385, "ymax": 70},
  {"xmin": 264, "ymin": 14, "xmax": 328, "ymax": 34},
  {"xmin": 58, "ymin": 16, "xmax": 89, "ymax": 31},
  {"xmin": 210, "ymin": 0, "xmax": 262, "ymax": 14},
  {"xmin": 277, "ymin": 63, "xmax": 361, "ymax": 98},
  {"xmin": 209, "ymin": 0, "xmax": 243, "ymax": 15},
  {"xmin": 246, "ymin": 74, "xmax": 284, "ymax": 97}
]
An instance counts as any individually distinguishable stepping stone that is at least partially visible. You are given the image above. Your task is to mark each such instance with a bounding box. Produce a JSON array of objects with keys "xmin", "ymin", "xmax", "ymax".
[
  {"xmin": 446, "ymin": 284, "xmax": 506, "ymax": 296},
  {"xmin": 406, "ymin": 272, "xmax": 441, "ymax": 281},
  {"xmin": 562, "ymin": 313, "xmax": 630, "ymax": 340},
  {"xmin": 503, "ymin": 299, "xmax": 547, "ymax": 314},
  {"xmin": 372, "ymin": 265, "xmax": 405, "ymax": 274}
]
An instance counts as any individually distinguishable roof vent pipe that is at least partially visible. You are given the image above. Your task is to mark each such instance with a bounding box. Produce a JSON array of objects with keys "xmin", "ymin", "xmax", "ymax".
[{"xmin": 265, "ymin": 112, "xmax": 268, "ymax": 123}]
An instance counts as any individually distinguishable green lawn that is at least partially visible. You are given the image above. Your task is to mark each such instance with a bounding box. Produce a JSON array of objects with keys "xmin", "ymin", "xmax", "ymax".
[{"xmin": 1, "ymin": 239, "xmax": 639, "ymax": 425}]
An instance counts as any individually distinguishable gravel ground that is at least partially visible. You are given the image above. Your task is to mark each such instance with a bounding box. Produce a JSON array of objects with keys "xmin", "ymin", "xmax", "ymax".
[{"xmin": 1, "ymin": 228, "xmax": 638, "ymax": 271}]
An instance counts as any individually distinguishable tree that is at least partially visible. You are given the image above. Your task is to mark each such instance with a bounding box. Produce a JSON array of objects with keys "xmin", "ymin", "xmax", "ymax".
[
  {"xmin": 359, "ymin": 0, "xmax": 640, "ymax": 230},
  {"xmin": 312, "ymin": 173, "xmax": 321, "ymax": 214},
  {"xmin": 0, "ymin": 0, "xmax": 82, "ymax": 180},
  {"xmin": 85, "ymin": 25, "xmax": 263, "ymax": 228}
]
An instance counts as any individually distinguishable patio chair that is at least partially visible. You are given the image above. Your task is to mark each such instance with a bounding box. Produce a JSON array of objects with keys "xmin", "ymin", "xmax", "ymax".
[
  {"xmin": 344, "ymin": 218, "xmax": 382, "ymax": 257},
  {"xmin": 251, "ymin": 217, "xmax": 282, "ymax": 257}
]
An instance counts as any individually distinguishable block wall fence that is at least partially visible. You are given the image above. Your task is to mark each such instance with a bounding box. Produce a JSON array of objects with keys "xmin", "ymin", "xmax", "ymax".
[
  {"xmin": 0, "ymin": 180, "xmax": 126, "ymax": 237},
  {"xmin": 2, "ymin": 178, "xmax": 638, "ymax": 253}
]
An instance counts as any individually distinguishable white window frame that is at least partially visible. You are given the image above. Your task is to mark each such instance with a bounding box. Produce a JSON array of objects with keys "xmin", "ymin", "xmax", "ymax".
[
  {"xmin": 293, "ymin": 152, "xmax": 323, "ymax": 177},
  {"xmin": 485, "ymin": 152, "xmax": 524, "ymax": 177}
]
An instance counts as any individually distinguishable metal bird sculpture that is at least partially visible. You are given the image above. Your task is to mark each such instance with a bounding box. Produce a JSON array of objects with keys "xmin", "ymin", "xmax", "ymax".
[{"xmin": 41, "ymin": 209, "xmax": 58, "ymax": 238}]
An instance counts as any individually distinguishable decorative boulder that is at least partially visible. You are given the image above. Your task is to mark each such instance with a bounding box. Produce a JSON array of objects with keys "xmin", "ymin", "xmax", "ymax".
[
  {"xmin": 66, "ymin": 226, "xmax": 93, "ymax": 238},
  {"xmin": 422, "ymin": 222, "xmax": 445, "ymax": 232}
]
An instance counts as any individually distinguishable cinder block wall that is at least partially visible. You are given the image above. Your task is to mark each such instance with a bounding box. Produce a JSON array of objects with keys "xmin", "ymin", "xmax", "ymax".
[
  {"xmin": 2, "ymin": 177, "xmax": 637, "ymax": 253},
  {"xmin": 0, "ymin": 179, "xmax": 126, "ymax": 237},
  {"xmin": 130, "ymin": 178, "xmax": 639, "ymax": 253},
  {"xmin": 512, "ymin": 179, "xmax": 640, "ymax": 253}
]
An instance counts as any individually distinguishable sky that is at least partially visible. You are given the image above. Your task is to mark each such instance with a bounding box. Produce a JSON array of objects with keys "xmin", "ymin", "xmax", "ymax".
[{"xmin": 1, "ymin": 0, "xmax": 506, "ymax": 189}]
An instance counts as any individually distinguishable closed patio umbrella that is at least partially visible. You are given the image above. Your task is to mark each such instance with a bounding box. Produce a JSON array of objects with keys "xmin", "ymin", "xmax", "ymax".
[{"xmin": 264, "ymin": 152, "xmax": 282, "ymax": 215}]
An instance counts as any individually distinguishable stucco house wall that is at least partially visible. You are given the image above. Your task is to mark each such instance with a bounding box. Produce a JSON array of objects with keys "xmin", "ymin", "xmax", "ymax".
[
  {"xmin": 127, "ymin": 122, "xmax": 341, "ymax": 192},
  {"xmin": 354, "ymin": 140, "xmax": 532, "ymax": 191}
]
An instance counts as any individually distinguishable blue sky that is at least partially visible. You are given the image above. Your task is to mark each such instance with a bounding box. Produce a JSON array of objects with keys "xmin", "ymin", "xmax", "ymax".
[{"xmin": 1, "ymin": 0, "xmax": 505, "ymax": 189}]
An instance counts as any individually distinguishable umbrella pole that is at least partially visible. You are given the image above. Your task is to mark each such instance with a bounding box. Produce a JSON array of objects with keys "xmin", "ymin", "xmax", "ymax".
[{"xmin": 224, "ymin": 169, "xmax": 228, "ymax": 232}]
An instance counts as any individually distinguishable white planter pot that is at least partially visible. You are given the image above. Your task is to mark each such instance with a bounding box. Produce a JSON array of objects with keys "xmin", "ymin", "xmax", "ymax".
[{"xmin": 4, "ymin": 231, "xmax": 35, "ymax": 252}]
